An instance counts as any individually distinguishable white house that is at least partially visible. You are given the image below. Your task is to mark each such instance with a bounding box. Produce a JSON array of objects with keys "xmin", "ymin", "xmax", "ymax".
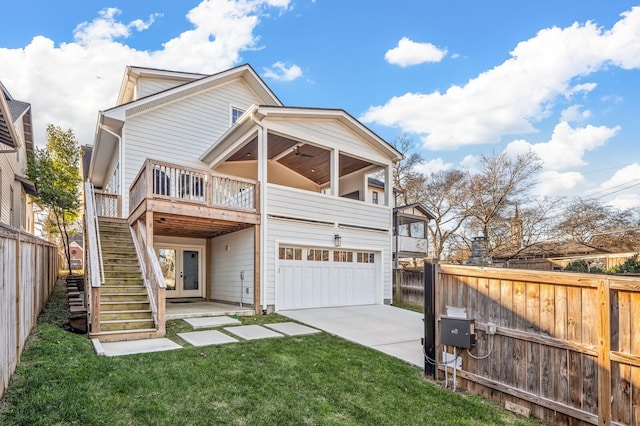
[
  {"xmin": 0, "ymin": 82, "xmax": 36, "ymax": 233},
  {"xmin": 85, "ymin": 64, "xmax": 403, "ymax": 340}
]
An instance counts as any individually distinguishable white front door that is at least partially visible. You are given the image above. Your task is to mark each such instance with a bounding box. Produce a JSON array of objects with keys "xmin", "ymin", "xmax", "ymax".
[{"xmin": 157, "ymin": 246, "xmax": 204, "ymax": 298}]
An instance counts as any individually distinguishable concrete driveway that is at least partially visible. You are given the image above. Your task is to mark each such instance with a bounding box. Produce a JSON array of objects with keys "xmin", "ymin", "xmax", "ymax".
[{"xmin": 280, "ymin": 305, "xmax": 424, "ymax": 367}]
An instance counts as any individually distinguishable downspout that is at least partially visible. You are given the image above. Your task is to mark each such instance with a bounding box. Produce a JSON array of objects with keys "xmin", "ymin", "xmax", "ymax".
[{"xmin": 251, "ymin": 111, "xmax": 268, "ymax": 313}]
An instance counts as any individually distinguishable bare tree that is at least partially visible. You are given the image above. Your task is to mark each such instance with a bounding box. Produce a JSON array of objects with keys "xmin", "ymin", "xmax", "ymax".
[
  {"xmin": 421, "ymin": 170, "xmax": 470, "ymax": 259},
  {"xmin": 459, "ymin": 150, "xmax": 542, "ymax": 252},
  {"xmin": 389, "ymin": 136, "xmax": 425, "ymax": 205}
]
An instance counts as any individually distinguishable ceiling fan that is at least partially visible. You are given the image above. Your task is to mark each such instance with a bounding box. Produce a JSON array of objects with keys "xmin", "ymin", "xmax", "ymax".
[{"xmin": 293, "ymin": 146, "xmax": 314, "ymax": 158}]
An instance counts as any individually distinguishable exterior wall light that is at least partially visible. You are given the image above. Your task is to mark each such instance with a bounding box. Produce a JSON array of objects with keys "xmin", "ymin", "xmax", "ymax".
[{"xmin": 334, "ymin": 234, "xmax": 342, "ymax": 247}]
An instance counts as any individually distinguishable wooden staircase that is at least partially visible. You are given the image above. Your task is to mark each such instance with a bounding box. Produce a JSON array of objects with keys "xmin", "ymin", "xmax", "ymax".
[{"xmin": 91, "ymin": 217, "xmax": 160, "ymax": 342}]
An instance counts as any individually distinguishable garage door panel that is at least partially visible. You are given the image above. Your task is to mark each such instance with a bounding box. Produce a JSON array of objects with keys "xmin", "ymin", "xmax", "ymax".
[{"xmin": 278, "ymin": 246, "xmax": 378, "ymax": 310}]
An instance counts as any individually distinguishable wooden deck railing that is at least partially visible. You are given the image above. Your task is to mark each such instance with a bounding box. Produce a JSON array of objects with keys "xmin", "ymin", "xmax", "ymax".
[
  {"xmin": 94, "ymin": 192, "xmax": 121, "ymax": 218},
  {"xmin": 131, "ymin": 220, "xmax": 166, "ymax": 334},
  {"xmin": 129, "ymin": 159, "xmax": 258, "ymax": 214}
]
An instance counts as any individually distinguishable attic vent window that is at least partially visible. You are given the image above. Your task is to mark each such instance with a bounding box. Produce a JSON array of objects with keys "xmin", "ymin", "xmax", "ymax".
[{"xmin": 231, "ymin": 107, "xmax": 245, "ymax": 125}]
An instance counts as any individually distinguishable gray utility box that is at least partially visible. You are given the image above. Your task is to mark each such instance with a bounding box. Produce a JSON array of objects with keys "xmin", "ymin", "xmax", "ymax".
[{"xmin": 440, "ymin": 317, "xmax": 476, "ymax": 349}]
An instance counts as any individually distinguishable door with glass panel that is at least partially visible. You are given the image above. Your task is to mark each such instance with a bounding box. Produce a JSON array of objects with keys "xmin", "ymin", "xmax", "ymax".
[{"xmin": 157, "ymin": 247, "xmax": 203, "ymax": 298}]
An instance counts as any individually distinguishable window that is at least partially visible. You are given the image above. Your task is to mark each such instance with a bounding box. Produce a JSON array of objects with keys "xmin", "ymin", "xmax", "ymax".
[
  {"xmin": 372, "ymin": 191, "xmax": 379, "ymax": 204},
  {"xmin": 153, "ymin": 169, "xmax": 171, "ymax": 196},
  {"xmin": 307, "ymin": 249, "xmax": 329, "ymax": 261},
  {"xmin": 20, "ymin": 190, "xmax": 26, "ymax": 229},
  {"xmin": 356, "ymin": 252, "xmax": 375, "ymax": 263},
  {"xmin": 279, "ymin": 246, "xmax": 302, "ymax": 260},
  {"xmin": 333, "ymin": 250, "xmax": 353, "ymax": 262},
  {"xmin": 231, "ymin": 107, "xmax": 245, "ymax": 125}
]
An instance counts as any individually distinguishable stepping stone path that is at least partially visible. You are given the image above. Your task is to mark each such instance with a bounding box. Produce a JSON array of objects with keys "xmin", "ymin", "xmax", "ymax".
[{"xmin": 65, "ymin": 275, "xmax": 87, "ymax": 332}]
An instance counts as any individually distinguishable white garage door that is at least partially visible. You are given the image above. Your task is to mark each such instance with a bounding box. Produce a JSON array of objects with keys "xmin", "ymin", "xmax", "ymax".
[{"xmin": 277, "ymin": 246, "xmax": 378, "ymax": 310}]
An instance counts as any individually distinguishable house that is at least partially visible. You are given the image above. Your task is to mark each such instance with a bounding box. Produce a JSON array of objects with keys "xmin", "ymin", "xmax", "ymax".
[
  {"xmin": 84, "ymin": 64, "xmax": 404, "ymax": 341},
  {"xmin": 393, "ymin": 203, "xmax": 434, "ymax": 266},
  {"xmin": 0, "ymin": 82, "xmax": 36, "ymax": 233}
]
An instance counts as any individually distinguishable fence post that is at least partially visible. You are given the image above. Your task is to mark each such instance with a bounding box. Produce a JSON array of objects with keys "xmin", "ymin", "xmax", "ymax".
[
  {"xmin": 424, "ymin": 262, "xmax": 436, "ymax": 377},
  {"xmin": 597, "ymin": 278, "xmax": 611, "ymax": 425}
]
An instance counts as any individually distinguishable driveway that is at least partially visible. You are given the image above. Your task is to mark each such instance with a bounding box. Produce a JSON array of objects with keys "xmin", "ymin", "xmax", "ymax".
[{"xmin": 280, "ymin": 305, "xmax": 424, "ymax": 367}]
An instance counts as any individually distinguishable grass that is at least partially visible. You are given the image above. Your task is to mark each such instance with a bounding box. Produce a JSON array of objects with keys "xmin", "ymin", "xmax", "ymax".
[
  {"xmin": 391, "ymin": 302, "xmax": 423, "ymax": 314},
  {"xmin": 0, "ymin": 282, "xmax": 539, "ymax": 426}
]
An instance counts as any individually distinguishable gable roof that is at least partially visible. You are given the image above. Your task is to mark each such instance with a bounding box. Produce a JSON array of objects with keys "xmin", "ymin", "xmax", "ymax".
[
  {"xmin": 0, "ymin": 82, "xmax": 21, "ymax": 150},
  {"xmin": 201, "ymin": 105, "xmax": 402, "ymax": 165},
  {"xmin": 103, "ymin": 63, "xmax": 282, "ymax": 123},
  {"xmin": 394, "ymin": 203, "xmax": 436, "ymax": 221}
]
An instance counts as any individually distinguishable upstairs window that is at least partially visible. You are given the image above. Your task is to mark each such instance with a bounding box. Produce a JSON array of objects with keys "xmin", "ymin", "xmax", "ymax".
[
  {"xmin": 231, "ymin": 107, "xmax": 245, "ymax": 125},
  {"xmin": 372, "ymin": 191, "xmax": 379, "ymax": 204}
]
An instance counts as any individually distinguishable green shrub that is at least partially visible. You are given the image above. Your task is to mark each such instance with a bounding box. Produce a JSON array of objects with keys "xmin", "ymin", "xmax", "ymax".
[{"xmin": 608, "ymin": 254, "xmax": 640, "ymax": 274}]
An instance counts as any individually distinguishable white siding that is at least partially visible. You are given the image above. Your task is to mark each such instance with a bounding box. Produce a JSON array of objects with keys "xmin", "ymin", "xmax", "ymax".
[
  {"xmin": 267, "ymin": 118, "xmax": 392, "ymax": 165},
  {"xmin": 122, "ymin": 79, "xmax": 263, "ymax": 215},
  {"xmin": 265, "ymin": 217, "xmax": 392, "ymax": 307},
  {"xmin": 137, "ymin": 78, "xmax": 189, "ymax": 99},
  {"xmin": 268, "ymin": 184, "xmax": 391, "ymax": 230},
  {"xmin": 0, "ymin": 137, "xmax": 29, "ymax": 229},
  {"xmin": 211, "ymin": 227, "xmax": 254, "ymax": 304}
]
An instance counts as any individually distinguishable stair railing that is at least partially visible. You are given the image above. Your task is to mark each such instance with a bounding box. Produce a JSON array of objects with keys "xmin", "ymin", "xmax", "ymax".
[
  {"xmin": 130, "ymin": 221, "xmax": 166, "ymax": 334},
  {"xmin": 84, "ymin": 182, "xmax": 105, "ymax": 333}
]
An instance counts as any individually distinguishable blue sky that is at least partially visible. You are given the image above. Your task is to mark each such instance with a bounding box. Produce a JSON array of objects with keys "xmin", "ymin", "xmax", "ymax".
[{"xmin": 1, "ymin": 0, "xmax": 639, "ymax": 208}]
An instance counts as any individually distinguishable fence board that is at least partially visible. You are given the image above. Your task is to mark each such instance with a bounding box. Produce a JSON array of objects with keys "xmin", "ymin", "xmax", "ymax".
[
  {"xmin": 0, "ymin": 225, "xmax": 58, "ymax": 398},
  {"xmin": 433, "ymin": 263, "xmax": 640, "ymax": 425}
]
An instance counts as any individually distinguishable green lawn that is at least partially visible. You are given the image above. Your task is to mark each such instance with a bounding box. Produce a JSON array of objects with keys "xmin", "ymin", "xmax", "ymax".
[{"xmin": 0, "ymin": 282, "xmax": 538, "ymax": 426}]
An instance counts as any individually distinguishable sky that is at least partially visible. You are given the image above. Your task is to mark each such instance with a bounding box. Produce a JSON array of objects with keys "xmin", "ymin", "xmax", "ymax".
[{"xmin": 1, "ymin": 0, "xmax": 639, "ymax": 209}]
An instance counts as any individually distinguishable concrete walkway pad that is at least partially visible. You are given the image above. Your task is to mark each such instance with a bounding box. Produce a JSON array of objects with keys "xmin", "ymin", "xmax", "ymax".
[
  {"xmin": 224, "ymin": 325, "xmax": 283, "ymax": 340},
  {"xmin": 96, "ymin": 338, "xmax": 182, "ymax": 357},
  {"xmin": 264, "ymin": 322, "xmax": 321, "ymax": 336},
  {"xmin": 178, "ymin": 330, "xmax": 239, "ymax": 347},
  {"xmin": 185, "ymin": 316, "xmax": 241, "ymax": 329},
  {"xmin": 280, "ymin": 305, "xmax": 423, "ymax": 367}
]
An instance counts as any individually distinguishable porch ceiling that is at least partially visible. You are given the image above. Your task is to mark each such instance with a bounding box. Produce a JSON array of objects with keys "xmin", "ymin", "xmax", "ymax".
[
  {"xmin": 226, "ymin": 132, "xmax": 375, "ymax": 185},
  {"xmin": 152, "ymin": 212, "xmax": 254, "ymax": 239}
]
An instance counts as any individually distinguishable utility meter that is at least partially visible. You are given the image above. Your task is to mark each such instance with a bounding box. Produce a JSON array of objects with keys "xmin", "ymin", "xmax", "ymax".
[{"xmin": 440, "ymin": 317, "xmax": 476, "ymax": 349}]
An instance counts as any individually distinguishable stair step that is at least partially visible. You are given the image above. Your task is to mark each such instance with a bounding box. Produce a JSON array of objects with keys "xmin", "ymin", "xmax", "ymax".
[
  {"xmin": 101, "ymin": 301, "xmax": 151, "ymax": 311},
  {"xmin": 101, "ymin": 310, "xmax": 153, "ymax": 321},
  {"xmin": 103, "ymin": 272, "xmax": 142, "ymax": 279},
  {"xmin": 101, "ymin": 293, "xmax": 148, "ymax": 302},
  {"xmin": 101, "ymin": 285, "xmax": 146, "ymax": 293},
  {"xmin": 100, "ymin": 319, "xmax": 155, "ymax": 331},
  {"xmin": 103, "ymin": 278, "xmax": 144, "ymax": 286}
]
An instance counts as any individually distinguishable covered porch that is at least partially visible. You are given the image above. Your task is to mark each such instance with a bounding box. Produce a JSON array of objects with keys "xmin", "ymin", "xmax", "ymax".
[{"xmin": 166, "ymin": 300, "xmax": 254, "ymax": 320}]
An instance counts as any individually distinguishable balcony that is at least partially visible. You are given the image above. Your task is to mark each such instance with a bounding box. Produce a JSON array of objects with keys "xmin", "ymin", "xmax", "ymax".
[{"xmin": 126, "ymin": 159, "xmax": 260, "ymax": 238}]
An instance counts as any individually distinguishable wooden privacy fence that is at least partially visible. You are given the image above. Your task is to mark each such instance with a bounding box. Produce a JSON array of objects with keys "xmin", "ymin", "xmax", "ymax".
[
  {"xmin": 393, "ymin": 268, "xmax": 424, "ymax": 306},
  {"xmin": 426, "ymin": 263, "xmax": 640, "ymax": 425},
  {"xmin": 0, "ymin": 224, "xmax": 58, "ymax": 398}
]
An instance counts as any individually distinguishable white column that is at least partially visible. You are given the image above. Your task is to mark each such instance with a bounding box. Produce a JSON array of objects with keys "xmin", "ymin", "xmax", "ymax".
[
  {"xmin": 384, "ymin": 164, "xmax": 392, "ymax": 207},
  {"xmin": 257, "ymin": 125, "xmax": 268, "ymax": 311},
  {"xmin": 330, "ymin": 148, "xmax": 339, "ymax": 196}
]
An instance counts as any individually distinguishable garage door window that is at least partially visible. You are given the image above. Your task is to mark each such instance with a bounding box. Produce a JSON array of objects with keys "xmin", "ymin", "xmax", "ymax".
[
  {"xmin": 307, "ymin": 249, "xmax": 329, "ymax": 261},
  {"xmin": 333, "ymin": 250, "xmax": 353, "ymax": 262},
  {"xmin": 357, "ymin": 252, "xmax": 375, "ymax": 263},
  {"xmin": 279, "ymin": 247, "xmax": 302, "ymax": 260}
]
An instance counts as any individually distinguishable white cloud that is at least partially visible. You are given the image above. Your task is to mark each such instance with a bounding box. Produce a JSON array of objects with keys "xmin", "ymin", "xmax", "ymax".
[
  {"xmin": 459, "ymin": 154, "xmax": 481, "ymax": 174},
  {"xmin": 591, "ymin": 163, "xmax": 640, "ymax": 209},
  {"xmin": 535, "ymin": 170, "xmax": 587, "ymax": 197},
  {"xmin": 384, "ymin": 37, "xmax": 447, "ymax": 67},
  {"xmin": 413, "ymin": 157, "xmax": 453, "ymax": 175},
  {"xmin": 560, "ymin": 104, "xmax": 591, "ymax": 122},
  {"xmin": 362, "ymin": 7, "xmax": 640, "ymax": 150},
  {"xmin": 505, "ymin": 121, "xmax": 619, "ymax": 170},
  {"xmin": 0, "ymin": 0, "xmax": 291, "ymax": 146},
  {"xmin": 262, "ymin": 61, "xmax": 303, "ymax": 81}
]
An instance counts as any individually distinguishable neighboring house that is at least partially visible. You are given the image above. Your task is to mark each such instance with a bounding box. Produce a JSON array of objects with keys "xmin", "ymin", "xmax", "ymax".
[
  {"xmin": 85, "ymin": 64, "xmax": 403, "ymax": 339},
  {"xmin": 0, "ymin": 82, "xmax": 36, "ymax": 233},
  {"xmin": 393, "ymin": 203, "xmax": 434, "ymax": 266},
  {"xmin": 68, "ymin": 237, "xmax": 84, "ymax": 270}
]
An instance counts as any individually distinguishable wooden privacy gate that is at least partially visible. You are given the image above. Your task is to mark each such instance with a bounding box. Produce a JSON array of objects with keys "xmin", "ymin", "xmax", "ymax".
[{"xmin": 423, "ymin": 263, "xmax": 640, "ymax": 426}]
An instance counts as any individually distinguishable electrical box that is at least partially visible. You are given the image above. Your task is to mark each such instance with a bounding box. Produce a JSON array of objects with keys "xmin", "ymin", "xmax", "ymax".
[{"xmin": 440, "ymin": 317, "xmax": 476, "ymax": 349}]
